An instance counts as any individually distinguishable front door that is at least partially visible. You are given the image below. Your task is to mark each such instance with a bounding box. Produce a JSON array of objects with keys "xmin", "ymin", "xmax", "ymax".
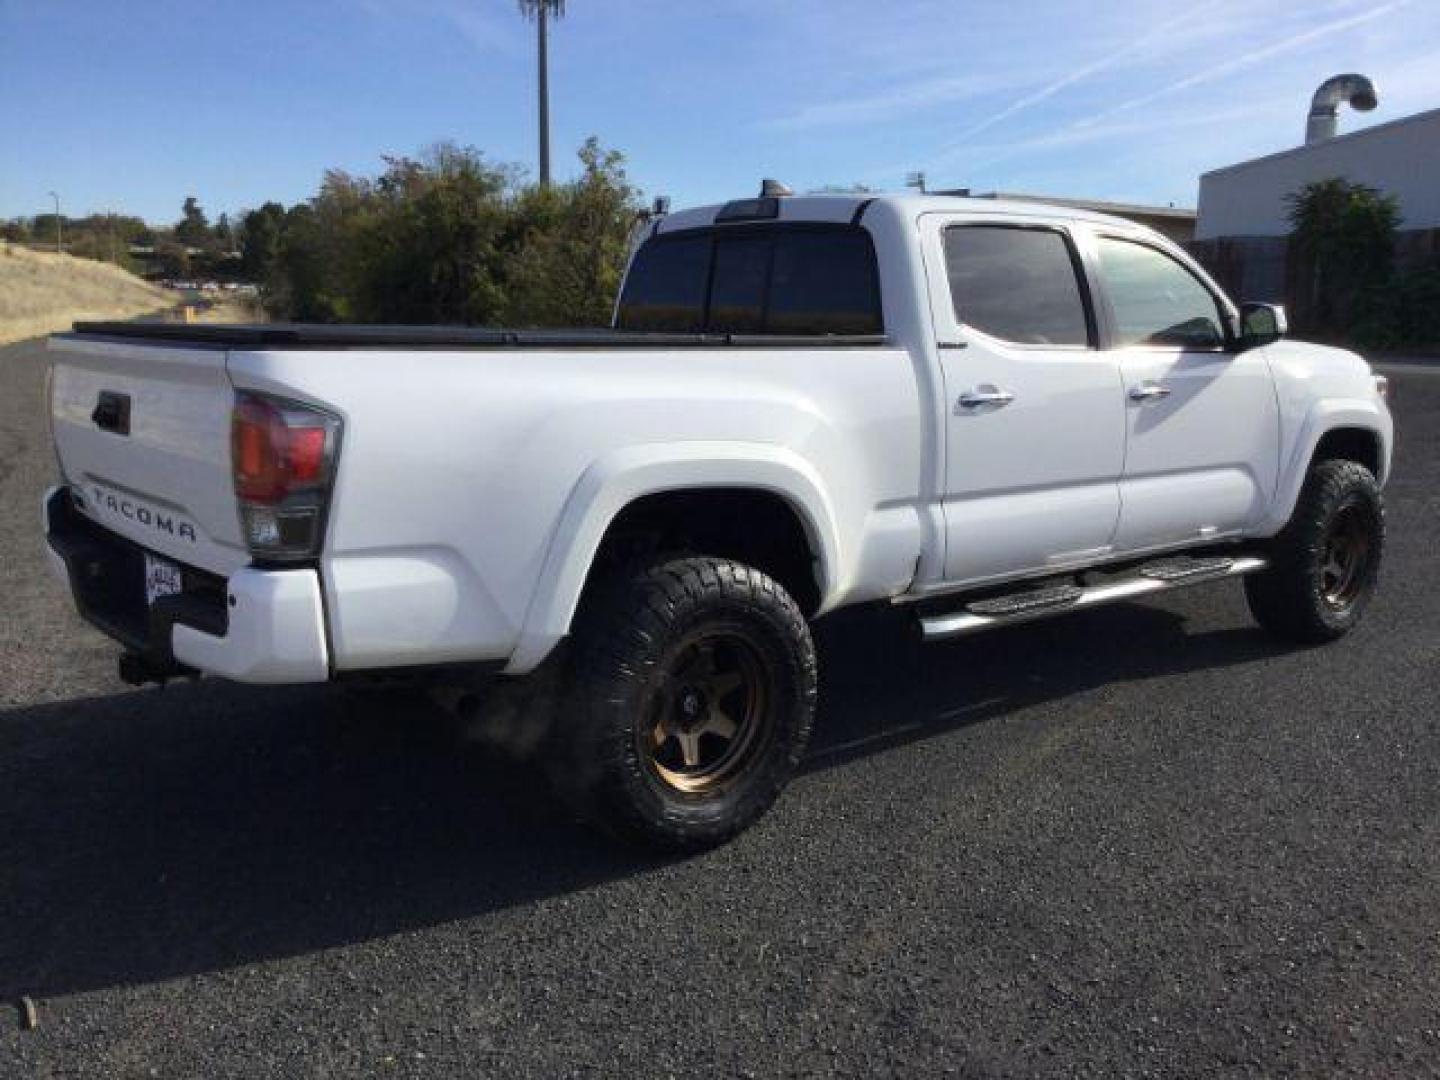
[
  {"xmin": 923, "ymin": 216, "xmax": 1127, "ymax": 586},
  {"xmin": 1089, "ymin": 233, "xmax": 1280, "ymax": 552}
]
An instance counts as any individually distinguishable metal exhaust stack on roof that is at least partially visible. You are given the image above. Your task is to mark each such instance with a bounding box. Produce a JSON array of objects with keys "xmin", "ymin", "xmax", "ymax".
[{"xmin": 1305, "ymin": 74, "xmax": 1378, "ymax": 144}]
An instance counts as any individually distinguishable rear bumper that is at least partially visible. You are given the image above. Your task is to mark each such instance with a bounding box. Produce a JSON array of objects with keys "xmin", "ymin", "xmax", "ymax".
[{"xmin": 43, "ymin": 486, "xmax": 330, "ymax": 684}]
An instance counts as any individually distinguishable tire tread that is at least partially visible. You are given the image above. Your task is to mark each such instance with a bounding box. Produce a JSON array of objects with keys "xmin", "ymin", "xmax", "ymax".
[
  {"xmin": 552, "ymin": 555, "xmax": 817, "ymax": 850},
  {"xmin": 1245, "ymin": 458, "xmax": 1384, "ymax": 643}
]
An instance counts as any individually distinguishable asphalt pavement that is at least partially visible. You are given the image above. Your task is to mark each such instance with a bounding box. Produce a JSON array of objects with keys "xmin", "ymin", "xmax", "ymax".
[{"xmin": 2, "ymin": 337, "xmax": 1438, "ymax": 1078}]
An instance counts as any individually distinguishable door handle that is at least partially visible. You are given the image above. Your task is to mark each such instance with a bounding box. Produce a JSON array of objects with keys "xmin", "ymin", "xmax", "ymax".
[
  {"xmin": 957, "ymin": 387, "xmax": 1015, "ymax": 410},
  {"xmin": 1128, "ymin": 383, "xmax": 1172, "ymax": 402}
]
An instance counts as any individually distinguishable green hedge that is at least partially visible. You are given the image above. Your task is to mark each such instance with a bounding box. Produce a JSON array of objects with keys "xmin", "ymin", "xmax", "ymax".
[{"xmin": 1352, "ymin": 265, "xmax": 1440, "ymax": 351}]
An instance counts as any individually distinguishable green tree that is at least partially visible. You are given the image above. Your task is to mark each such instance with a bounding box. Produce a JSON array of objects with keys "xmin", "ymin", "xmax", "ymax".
[
  {"xmin": 154, "ymin": 238, "xmax": 191, "ymax": 278},
  {"xmin": 345, "ymin": 144, "xmax": 516, "ymax": 323},
  {"xmin": 278, "ymin": 204, "xmax": 340, "ymax": 321},
  {"xmin": 501, "ymin": 137, "xmax": 638, "ymax": 326},
  {"xmin": 175, "ymin": 196, "xmax": 211, "ymax": 246},
  {"xmin": 240, "ymin": 202, "xmax": 287, "ymax": 285},
  {"xmin": 517, "ymin": 0, "xmax": 567, "ymax": 186},
  {"xmin": 252, "ymin": 139, "xmax": 640, "ymax": 326},
  {"xmin": 1286, "ymin": 178, "xmax": 1399, "ymax": 337},
  {"xmin": 33, "ymin": 213, "xmax": 65, "ymax": 245}
]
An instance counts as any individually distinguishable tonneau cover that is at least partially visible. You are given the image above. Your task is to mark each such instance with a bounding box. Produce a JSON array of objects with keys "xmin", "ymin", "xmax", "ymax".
[{"xmin": 67, "ymin": 322, "xmax": 888, "ymax": 349}]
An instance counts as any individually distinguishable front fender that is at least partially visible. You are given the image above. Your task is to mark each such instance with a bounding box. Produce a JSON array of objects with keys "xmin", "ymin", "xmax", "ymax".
[
  {"xmin": 504, "ymin": 441, "xmax": 842, "ymax": 674},
  {"xmin": 1258, "ymin": 398, "xmax": 1393, "ymax": 535}
]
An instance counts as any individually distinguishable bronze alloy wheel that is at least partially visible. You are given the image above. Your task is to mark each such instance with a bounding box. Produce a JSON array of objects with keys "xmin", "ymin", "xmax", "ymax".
[
  {"xmin": 556, "ymin": 555, "xmax": 817, "ymax": 849},
  {"xmin": 1319, "ymin": 503, "xmax": 1374, "ymax": 610},
  {"xmin": 1244, "ymin": 459, "xmax": 1385, "ymax": 645},
  {"xmin": 640, "ymin": 627, "xmax": 771, "ymax": 795}
]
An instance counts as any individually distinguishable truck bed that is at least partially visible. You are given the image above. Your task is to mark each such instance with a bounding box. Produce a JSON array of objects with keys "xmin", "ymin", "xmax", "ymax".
[{"xmin": 69, "ymin": 321, "xmax": 888, "ymax": 349}]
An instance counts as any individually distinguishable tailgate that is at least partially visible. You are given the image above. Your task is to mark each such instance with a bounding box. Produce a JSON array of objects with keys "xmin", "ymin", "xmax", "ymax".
[{"xmin": 49, "ymin": 334, "xmax": 247, "ymax": 575}]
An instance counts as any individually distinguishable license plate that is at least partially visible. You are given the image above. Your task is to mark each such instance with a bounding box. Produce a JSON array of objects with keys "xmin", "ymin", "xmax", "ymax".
[{"xmin": 144, "ymin": 553, "xmax": 184, "ymax": 606}]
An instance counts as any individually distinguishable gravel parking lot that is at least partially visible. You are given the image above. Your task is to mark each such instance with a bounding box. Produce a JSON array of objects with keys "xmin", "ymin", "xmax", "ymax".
[{"xmin": 2, "ymin": 336, "xmax": 1437, "ymax": 1078}]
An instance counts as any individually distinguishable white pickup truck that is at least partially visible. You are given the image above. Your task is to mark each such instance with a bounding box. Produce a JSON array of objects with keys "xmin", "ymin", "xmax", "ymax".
[{"xmin": 44, "ymin": 190, "xmax": 1392, "ymax": 848}]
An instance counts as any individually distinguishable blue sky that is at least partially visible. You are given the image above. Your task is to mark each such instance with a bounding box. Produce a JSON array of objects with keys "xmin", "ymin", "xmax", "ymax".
[{"xmin": 2, "ymin": 0, "xmax": 1437, "ymax": 225}]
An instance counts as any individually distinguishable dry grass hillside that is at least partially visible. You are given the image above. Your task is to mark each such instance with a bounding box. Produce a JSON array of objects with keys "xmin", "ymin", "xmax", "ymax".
[{"xmin": 0, "ymin": 242, "xmax": 173, "ymax": 345}]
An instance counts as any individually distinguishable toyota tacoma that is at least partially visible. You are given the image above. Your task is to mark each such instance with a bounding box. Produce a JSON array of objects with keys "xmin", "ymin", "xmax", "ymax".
[{"xmin": 43, "ymin": 189, "xmax": 1393, "ymax": 848}]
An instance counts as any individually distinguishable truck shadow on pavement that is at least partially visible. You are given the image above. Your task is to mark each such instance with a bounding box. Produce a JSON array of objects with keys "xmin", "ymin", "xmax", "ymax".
[{"xmin": 0, "ymin": 601, "xmax": 1288, "ymax": 1001}]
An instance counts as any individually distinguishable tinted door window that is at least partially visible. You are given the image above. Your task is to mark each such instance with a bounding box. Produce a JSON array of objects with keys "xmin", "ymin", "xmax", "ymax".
[
  {"xmin": 615, "ymin": 234, "xmax": 711, "ymax": 331},
  {"xmin": 768, "ymin": 231, "xmax": 882, "ymax": 334},
  {"xmin": 1096, "ymin": 237, "xmax": 1225, "ymax": 348},
  {"xmin": 943, "ymin": 226, "xmax": 1090, "ymax": 346}
]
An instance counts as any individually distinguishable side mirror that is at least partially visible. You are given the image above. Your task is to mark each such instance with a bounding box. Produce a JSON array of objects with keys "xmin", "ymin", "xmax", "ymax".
[{"xmin": 1239, "ymin": 302, "xmax": 1287, "ymax": 349}]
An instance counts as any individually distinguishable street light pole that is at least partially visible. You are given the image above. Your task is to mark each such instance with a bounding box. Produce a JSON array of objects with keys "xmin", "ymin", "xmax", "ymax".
[{"xmin": 47, "ymin": 191, "xmax": 62, "ymax": 253}]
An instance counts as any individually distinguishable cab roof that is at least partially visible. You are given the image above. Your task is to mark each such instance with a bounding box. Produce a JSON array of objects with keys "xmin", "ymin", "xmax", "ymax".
[{"xmin": 654, "ymin": 192, "xmax": 1145, "ymax": 237}]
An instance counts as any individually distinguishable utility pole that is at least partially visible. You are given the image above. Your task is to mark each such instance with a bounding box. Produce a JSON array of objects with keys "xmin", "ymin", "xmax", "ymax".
[
  {"xmin": 48, "ymin": 191, "xmax": 62, "ymax": 253},
  {"xmin": 518, "ymin": 1, "xmax": 564, "ymax": 188},
  {"xmin": 537, "ymin": 3, "xmax": 550, "ymax": 187}
]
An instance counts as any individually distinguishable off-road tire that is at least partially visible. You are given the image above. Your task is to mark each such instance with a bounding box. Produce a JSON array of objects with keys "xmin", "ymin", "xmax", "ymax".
[
  {"xmin": 1244, "ymin": 459, "xmax": 1384, "ymax": 643},
  {"xmin": 551, "ymin": 556, "xmax": 817, "ymax": 851}
]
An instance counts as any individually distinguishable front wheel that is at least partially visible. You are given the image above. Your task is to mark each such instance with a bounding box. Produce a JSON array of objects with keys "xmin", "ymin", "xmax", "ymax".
[
  {"xmin": 1244, "ymin": 459, "xmax": 1385, "ymax": 643},
  {"xmin": 552, "ymin": 556, "xmax": 818, "ymax": 851}
]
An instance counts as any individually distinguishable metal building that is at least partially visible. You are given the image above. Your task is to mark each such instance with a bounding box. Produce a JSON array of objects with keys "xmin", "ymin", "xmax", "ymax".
[
  {"xmin": 1196, "ymin": 105, "xmax": 1440, "ymax": 241},
  {"xmin": 1191, "ymin": 75, "xmax": 1439, "ymax": 304}
]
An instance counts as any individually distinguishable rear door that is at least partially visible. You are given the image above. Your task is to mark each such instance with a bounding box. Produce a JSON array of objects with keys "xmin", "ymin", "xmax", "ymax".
[
  {"xmin": 922, "ymin": 215, "xmax": 1127, "ymax": 585},
  {"xmin": 1087, "ymin": 232, "xmax": 1280, "ymax": 551},
  {"xmin": 49, "ymin": 335, "xmax": 247, "ymax": 574}
]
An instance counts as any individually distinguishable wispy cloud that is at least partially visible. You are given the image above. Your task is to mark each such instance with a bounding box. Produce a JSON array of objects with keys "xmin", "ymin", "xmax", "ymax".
[
  {"xmin": 924, "ymin": 100, "xmax": 1287, "ymax": 175},
  {"xmin": 893, "ymin": 98, "xmax": 1294, "ymax": 206},
  {"xmin": 765, "ymin": 72, "xmax": 1019, "ymax": 131},
  {"xmin": 1372, "ymin": 50, "xmax": 1440, "ymax": 114},
  {"xmin": 437, "ymin": 0, "xmax": 519, "ymax": 54},
  {"xmin": 1073, "ymin": 0, "xmax": 1413, "ymax": 130},
  {"xmin": 353, "ymin": 0, "xmax": 521, "ymax": 56},
  {"xmin": 908, "ymin": 0, "xmax": 1424, "ymax": 196},
  {"xmin": 945, "ymin": 1, "xmax": 1225, "ymax": 145}
]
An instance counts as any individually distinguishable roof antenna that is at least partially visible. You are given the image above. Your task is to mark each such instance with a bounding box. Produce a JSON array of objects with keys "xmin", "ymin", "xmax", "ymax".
[{"xmin": 760, "ymin": 178, "xmax": 793, "ymax": 197}]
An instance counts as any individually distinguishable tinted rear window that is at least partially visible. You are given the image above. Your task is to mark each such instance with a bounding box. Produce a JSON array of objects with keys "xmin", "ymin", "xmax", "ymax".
[
  {"xmin": 708, "ymin": 236, "xmax": 771, "ymax": 333},
  {"xmin": 615, "ymin": 234, "xmax": 711, "ymax": 331},
  {"xmin": 617, "ymin": 226, "xmax": 882, "ymax": 335},
  {"xmin": 943, "ymin": 225, "xmax": 1090, "ymax": 346},
  {"xmin": 768, "ymin": 231, "xmax": 882, "ymax": 334}
]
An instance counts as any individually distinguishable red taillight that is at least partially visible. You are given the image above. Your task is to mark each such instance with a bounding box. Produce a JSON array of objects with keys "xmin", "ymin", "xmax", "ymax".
[
  {"xmin": 230, "ymin": 391, "xmax": 341, "ymax": 559},
  {"xmin": 232, "ymin": 396, "xmax": 282, "ymax": 504},
  {"xmin": 231, "ymin": 394, "xmax": 332, "ymax": 506},
  {"xmin": 288, "ymin": 426, "xmax": 328, "ymax": 484}
]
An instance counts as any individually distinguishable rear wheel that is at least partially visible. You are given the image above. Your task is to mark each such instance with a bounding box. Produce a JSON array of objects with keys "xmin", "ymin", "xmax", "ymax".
[
  {"xmin": 551, "ymin": 556, "xmax": 817, "ymax": 851},
  {"xmin": 1244, "ymin": 459, "xmax": 1384, "ymax": 643}
]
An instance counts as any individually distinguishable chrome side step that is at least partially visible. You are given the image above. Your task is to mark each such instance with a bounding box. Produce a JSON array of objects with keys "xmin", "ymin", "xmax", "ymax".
[
  {"xmin": 919, "ymin": 555, "xmax": 1269, "ymax": 642},
  {"xmin": 965, "ymin": 583, "xmax": 1082, "ymax": 617},
  {"xmin": 1138, "ymin": 556, "xmax": 1238, "ymax": 583}
]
